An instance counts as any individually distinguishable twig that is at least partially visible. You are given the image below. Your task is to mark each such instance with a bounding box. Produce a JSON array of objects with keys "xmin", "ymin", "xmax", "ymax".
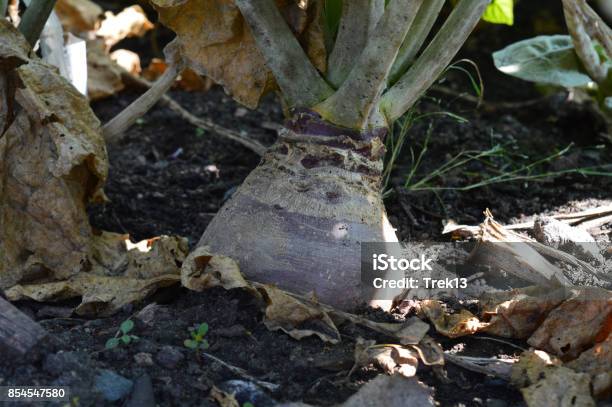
[
  {"xmin": 444, "ymin": 353, "xmax": 515, "ymax": 380},
  {"xmin": 469, "ymin": 335, "xmax": 527, "ymax": 352},
  {"xmin": 121, "ymin": 71, "xmax": 267, "ymax": 156},
  {"xmin": 430, "ymin": 85, "xmax": 550, "ymax": 111},
  {"xmin": 201, "ymin": 352, "xmax": 279, "ymax": 392},
  {"xmin": 102, "ymin": 63, "xmax": 182, "ymax": 143}
]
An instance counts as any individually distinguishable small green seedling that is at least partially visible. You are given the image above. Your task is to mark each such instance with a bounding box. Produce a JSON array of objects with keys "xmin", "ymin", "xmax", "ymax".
[
  {"xmin": 184, "ymin": 323, "xmax": 210, "ymax": 350},
  {"xmin": 105, "ymin": 319, "xmax": 139, "ymax": 350},
  {"xmin": 243, "ymin": 402, "xmax": 255, "ymax": 407}
]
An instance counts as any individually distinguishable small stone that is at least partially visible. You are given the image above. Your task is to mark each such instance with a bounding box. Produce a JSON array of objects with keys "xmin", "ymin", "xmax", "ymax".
[
  {"xmin": 156, "ymin": 346, "xmax": 184, "ymax": 369},
  {"xmin": 486, "ymin": 399, "xmax": 508, "ymax": 407},
  {"xmin": 134, "ymin": 352, "xmax": 154, "ymax": 367},
  {"xmin": 126, "ymin": 374, "xmax": 155, "ymax": 407},
  {"xmin": 135, "ymin": 303, "xmax": 168, "ymax": 326},
  {"xmin": 215, "ymin": 324, "xmax": 247, "ymax": 338},
  {"xmin": 43, "ymin": 351, "xmax": 86, "ymax": 376},
  {"xmin": 94, "ymin": 369, "xmax": 133, "ymax": 402},
  {"xmin": 234, "ymin": 107, "xmax": 248, "ymax": 117}
]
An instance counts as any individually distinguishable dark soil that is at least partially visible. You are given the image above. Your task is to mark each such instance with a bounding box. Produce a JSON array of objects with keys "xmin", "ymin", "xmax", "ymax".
[{"xmin": 2, "ymin": 1, "xmax": 611, "ymax": 406}]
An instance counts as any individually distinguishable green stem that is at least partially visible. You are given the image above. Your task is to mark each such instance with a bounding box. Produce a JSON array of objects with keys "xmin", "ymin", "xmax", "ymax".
[
  {"xmin": 388, "ymin": 0, "xmax": 445, "ymax": 84},
  {"xmin": 19, "ymin": 0, "xmax": 58, "ymax": 46},
  {"xmin": 314, "ymin": 0, "xmax": 424, "ymax": 129},
  {"xmin": 234, "ymin": 0, "xmax": 333, "ymax": 108},
  {"xmin": 1, "ymin": 0, "xmax": 8, "ymax": 17},
  {"xmin": 326, "ymin": 0, "xmax": 384, "ymax": 88},
  {"xmin": 380, "ymin": 0, "xmax": 489, "ymax": 123}
]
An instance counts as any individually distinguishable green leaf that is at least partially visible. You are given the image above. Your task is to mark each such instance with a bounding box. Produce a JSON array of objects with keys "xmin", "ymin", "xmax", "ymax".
[
  {"xmin": 130, "ymin": 335, "xmax": 139, "ymax": 341},
  {"xmin": 482, "ymin": 0, "xmax": 514, "ymax": 26},
  {"xmin": 121, "ymin": 335, "xmax": 132, "ymax": 344},
  {"xmin": 105, "ymin": 338, "xmax": 120, "ymax": 349},
  {"xmin": 200, "ymin": 339, "xmax": 210, "ymax": 350},
  {"xmin": 243, "ymin": 403, "xmax": 255, "ymax": 407},
  {"xmin": 197, "ymin": 323, "xmax": 209, "ymax": 336},
  {"xmin": 493, "ymin": 35, "xmax": 594, "ymax": 88},
  {"xmin": 184, "ymin": 339, "xmax": 199, "ymax": 349},
  {"xmin": 120, "ymin": 320, "xmax": 134, "ymax": 334}
]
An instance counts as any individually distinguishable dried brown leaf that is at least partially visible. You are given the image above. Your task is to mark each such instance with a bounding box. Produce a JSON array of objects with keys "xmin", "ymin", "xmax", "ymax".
[
  {"xmin": 353, "ymin": 338, "xmax": 419, "ymax": 377},
  {"xmin": 526, "ymin": 287, "xmax": 611, "ymax": 360},
  {"xmin": 521, "ymin": 366, "xmax": 595, "ymax": 407},
  {"xmin": 87, "ymin": 39, "xmax": 124, "ymax": 100},
  {"xmin": 181, "ymin": 246, "xmax": 249, "ymax": 291},
  {"xmin": 110, "ymin": 49, "xmax": 141, "ymax": 75},
  {"xmin": 5, "ymin": 232, "xmax": 187, "ymax": 316},
  {"xmin": 1, "ymin": 20, "xmax": 107, "ymax": 288},
  {"xmin": 97, "ymin": 5, "xmax": 154, "ymax": 49},
  {"xmin": 510, "ymin": 350, "xmax": 563, "ymax": 388},
  {"xmin": 258, "ymin": 284, "xmax": 340, "ymax": 344},
  {"xmin": 567, "ymin": 332, "xmax": 612, "ymax": 398},
  {"xmin": 480, "ymin": 286, "xmax": 569, "ymax": 339},
  {"xmin": 150, "ymin": 0, "xmax": 326, "ymax": 108},
  {"xmin": 420, "ymin": 300, "xmax": 486, "ymax": 338},
  {"xmin": 55, "ymin": 0, "xmax": 103, "ymax": 33}
]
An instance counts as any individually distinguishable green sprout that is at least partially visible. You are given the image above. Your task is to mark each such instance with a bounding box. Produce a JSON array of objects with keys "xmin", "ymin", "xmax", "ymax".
[
  {"xmin": 184, "ymin": 323, "xmax": 210, "ymax": 350},
  {"xmin": 243, "ymin": 402, "xmax": 255, "ymax": 407},
  {"xmin": 105, "ymin": 319, "xmax": 139, "ymax": 350}
]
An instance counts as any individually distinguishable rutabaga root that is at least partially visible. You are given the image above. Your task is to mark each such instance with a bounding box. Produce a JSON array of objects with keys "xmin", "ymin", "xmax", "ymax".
[{"xmin": 198, "ymin": 110, "xmax": 400, "ymax": 310}]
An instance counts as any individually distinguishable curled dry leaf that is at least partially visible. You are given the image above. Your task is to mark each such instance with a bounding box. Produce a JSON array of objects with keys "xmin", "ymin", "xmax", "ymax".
[
  {"xmin": 1, "ymin": 22, "xmax": 187, "ymax": 315},
  {"xmin": 511, "ymin": 350, "xmax": 596, "ymax": 406},
  {"xmin": 181, "ymin": 246, "xmax": 249, "ymax": 291},
  {"xmin": 510, "ymin": 349, "xmax": 563, "ymax": 388},
  {"xmin": 0, "ymin": 20, "xmax": 107, "ymax": 288},
  {"xmin": 567, "ymin": 332, "xmax": 612, "ymax": 398},
  {"xmin": 5, "ymin": 232, "xmax": 187, "ymax": 316},
  {"xmin": 258, "ymin": 285, "xmax": 341, "ymax": 344},
  {"xmin": 150, "ymin": 0, "xmax": 326, "ymax": 108},
  {"xmin": 110, "ymin": 49, "xmax": 141, "ymax": 75},
  {"xmin": 520, "ymin": 367, "xmax": 595, "ymax": 407},
  {"xmin": 353, "ymin": 338, "xmax": 418, "ymax": 378},
  {"xmin": 55, "ymin": 0, "xmax": 103, "ymax": 33},
  {"xmin": 97, "ymin": 5, "xmax": 154, "ymax": 49},
  {"xmin": 209, "ymin": 386, "xmax": 240, "ymax": 407},
  {"xmin": 420, "ymin": 300, "xmax": 486, "ymax": 338},
  {"xmin": 526, "ymin": 287, "xmax": 611, "ymax": 360},
  {"xmin": 480, "ymin": 286, "xmax": 569, "ymax": 339},
  {"xmin": 87, "ymin": 39, "xmax": 124, "ymax": 100}
]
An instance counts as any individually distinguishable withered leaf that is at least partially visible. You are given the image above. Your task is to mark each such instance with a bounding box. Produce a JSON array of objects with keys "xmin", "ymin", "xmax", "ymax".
[
  {"xmin": 181, "ymin": 245, "xmax": 249, "ymax": 291},
  {"xmin": 97, "ymin": 5, "xmax": 154, "ymax": 49},
  {"xmin": 5, "ymin": 232, "xmax": 187, "ymax": 316},
  {"xmin": 150, "ymin": 0, "xmax": 326, "ymax": 108},
  {"xmin": 353, "ymin": 338, "xmax": 419, "ymax": 377},
  {"xmin": 258, "ymin": 284, "xmax": 341, "ymax": 343},
  {"xmin": 420, "ymin": 300, "xmax": 486, "ymax": 338},
  {"xmin": 87, "ymin": 39, "xmax": 124, "ymax": 100},
  {"xmin": 567, "ymin": 332, "xmax": 612, "ymax": 398},
  {"xmin": 480, "ymin": 286, "xmax": 569, "ymax": 339},
  {"xmin": 55, "ymin": 0, "xmax": 103, "ymax": 33},
  {"xmin": 1, "ymin": 20, "xmax": 108, "ymax": 288},
  {"xmin": 526, "ymin": 287, "xmax": 611, "ymax": 360}
]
